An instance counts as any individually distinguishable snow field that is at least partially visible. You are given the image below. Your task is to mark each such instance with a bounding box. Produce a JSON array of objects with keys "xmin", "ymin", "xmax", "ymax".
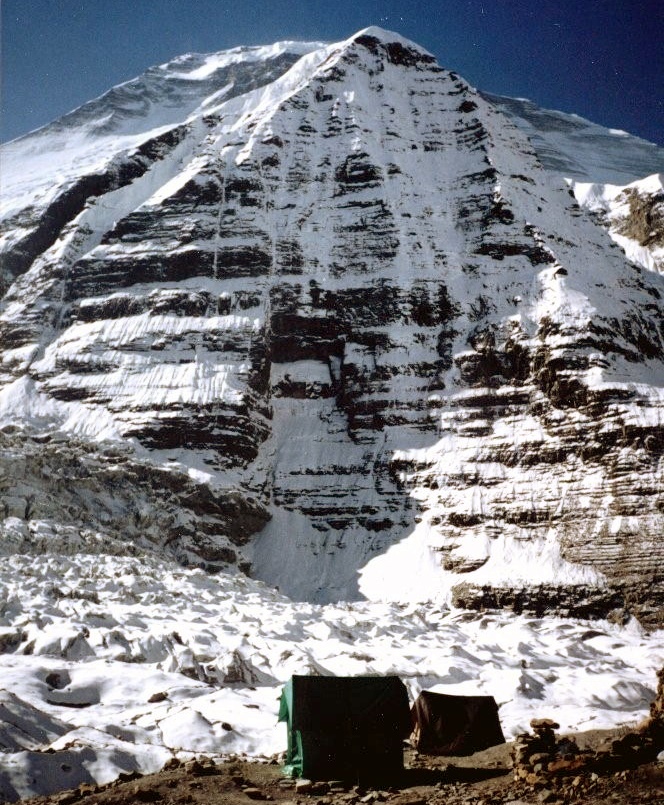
[{"xmin": 0, "ymin": 551, "xmax": 662, "ymax": 800}]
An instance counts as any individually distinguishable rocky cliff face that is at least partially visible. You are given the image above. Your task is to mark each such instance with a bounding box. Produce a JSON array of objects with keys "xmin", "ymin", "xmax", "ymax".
[
  {"xmin": 1, "ymin": 28, "xmax": 663, "ymax": 622},
  {"xmin": 572, "ymin": 174, "xmax": 664, "ymax": 277}
]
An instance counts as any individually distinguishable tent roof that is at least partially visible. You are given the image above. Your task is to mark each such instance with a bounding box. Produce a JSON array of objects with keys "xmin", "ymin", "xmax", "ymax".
[
  {"xmin": 411, "ymin": 690, "xmax": 505, "ymax": 756},
  {"xmin": 279, "ymin": 675, "xmax": 410, "ymax": 735},
  {"xmin": 414, "ymin": 690, "xmax": 500, "ymax": 710}
]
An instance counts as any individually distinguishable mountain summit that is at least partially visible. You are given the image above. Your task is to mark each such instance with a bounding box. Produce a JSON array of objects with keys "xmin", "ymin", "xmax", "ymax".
[{"xmin": 1, "ymin": 28, "xmax": 663, "ymax": 621}]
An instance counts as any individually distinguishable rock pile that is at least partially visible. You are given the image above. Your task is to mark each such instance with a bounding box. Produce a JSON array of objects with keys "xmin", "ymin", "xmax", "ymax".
[
  {"xmin": 511, "ymin": 718, "xmax": 591, "ymax": 785},
  {"xmin": 512, "ymin": 674, "xmax": 664, "ymax": 797}
]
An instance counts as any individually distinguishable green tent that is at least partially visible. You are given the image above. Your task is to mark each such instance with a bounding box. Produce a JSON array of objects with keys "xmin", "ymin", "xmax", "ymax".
[{"xmin": 278, "ymin": 675, "xmax": 411, "ymax": 783}]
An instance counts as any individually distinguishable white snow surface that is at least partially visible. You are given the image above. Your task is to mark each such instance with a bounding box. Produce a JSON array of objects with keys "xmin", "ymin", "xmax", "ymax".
[
  {"xmin": 0, "ymin": 39, "xmax": 323, "ymax": 220},
  {"xmin": 165, "ymin": 40, "xmax": 326, "ymax": 80},
  {"xmin": 0, "ymin": 551, "xmax": 662, "ymax": 801}
]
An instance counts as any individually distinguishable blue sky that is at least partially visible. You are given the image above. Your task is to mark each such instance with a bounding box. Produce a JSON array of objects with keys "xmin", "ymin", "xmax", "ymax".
[{"xmin": 2, "ymin": 0, "xmax": 663, "ymax": 145}]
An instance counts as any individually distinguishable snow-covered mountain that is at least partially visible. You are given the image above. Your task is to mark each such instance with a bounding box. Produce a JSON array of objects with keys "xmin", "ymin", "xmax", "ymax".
[
  {"xmin": 481, "ymin": 94, "xmax": 664, "ymax": 276},
  {"xmin": 0, "ymin": 27, "xmax": 663, "ymax": 800},
  {"xmin": 2, "ymin": 25, "xmax": 662, "ymax": 615},
  {"xmin": 0, "ymin": 39, "xmax": 325, "ymax": 290},
  {"xmin": 571, "ymin": 173, "xmax": 664, "ymax": 275},
  {"xmin": 482, "ymin": 92, "xmax": 663, "ymax": 185}
]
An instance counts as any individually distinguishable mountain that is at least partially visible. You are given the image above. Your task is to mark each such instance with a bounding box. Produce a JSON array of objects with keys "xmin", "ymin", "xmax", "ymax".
[
  {"xmin": 1, "ymin": 26, "xmax": 663, "ymax": 619},
  {"xmin": 482, "ymin": 94, "xmax": 664, "ymax": 277},
  {"xmin": 1, "ymin": 26, "xmax": 664, "ymax": 801},
  {"xmin": 482, "ymin": 92, "xmax": 663, "ymax": 185},
  {"xmin": 0, "ymin": 39, "xmax": 324, "ymax": 290}
]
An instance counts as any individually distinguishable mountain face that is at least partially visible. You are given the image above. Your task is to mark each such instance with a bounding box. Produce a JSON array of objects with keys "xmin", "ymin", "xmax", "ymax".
[
  {"xmin": 1, "ymin": 27, "xmax": 663, "ymax": 623},
  {"xmin": 482, "ymin": 92, "xmax": 664, "ymax": 186},
  {"xmin": 480, "ymin": 95, "xmax": 664, "ymax": 277}
]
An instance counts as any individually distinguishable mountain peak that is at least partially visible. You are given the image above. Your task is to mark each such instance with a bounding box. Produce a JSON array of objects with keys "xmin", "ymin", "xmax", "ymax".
[
  {"xmin": 1, "ymin": 32, "xmax": 663, "ymax": 799},
  {"xmin": 157, "ymin": 38, "xmax": 327, "ymax": 80},
  {"xmin": 345, "ymin": 26, "xmax": 436, "ymax": 65},
  {"xmin": 351, "ymin": 25, "xmax": 433, "ymax": 51}
]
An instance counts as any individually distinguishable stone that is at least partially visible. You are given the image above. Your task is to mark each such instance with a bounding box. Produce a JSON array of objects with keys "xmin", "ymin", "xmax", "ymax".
[
  {"xmin": 131, "ymin": 784, "xmax": 162, "ymax": 802},
  {"xmin": 547, "ymin": 757, "xmax": 587, "ymax": 774},
  {"xmin": 555, "ymin": 738, "xmax": 579, "ymax": 758},
  {"xmin": 118, "ymin": 770, "xmax": 143, "ymax": 782},
  {"xmin": 243, "ymin": 787, "xmax": 267, "ymax": 800},
  {"xmin": 184, "ymin": 758, "xmax": 218, "ymax": 776},
  {"xmin": 390, "ymin": 796, "xmax": 427, "ymax": 805},
  {"xmin": 530, "ymin": 718, "xmax": 560, "ymax": 731},
  {"xmin": 55, "ymin": 794, "xmax": 79, "ymax": 805}
]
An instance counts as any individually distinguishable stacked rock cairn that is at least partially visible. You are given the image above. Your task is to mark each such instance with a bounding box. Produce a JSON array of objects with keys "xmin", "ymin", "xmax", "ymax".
[{"xmin": 511, "ymin": 718, "xmax": 589, "ymax": 786}]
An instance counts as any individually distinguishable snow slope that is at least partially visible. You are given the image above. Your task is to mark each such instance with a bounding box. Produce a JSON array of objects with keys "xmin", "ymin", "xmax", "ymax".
[
  {"xmin": 484, "ymin": 92, "xmax": 663, "ymax": 185},
  {"xmin": 0, "ymin": 40, "xmax": 324, "ymax": 216}
]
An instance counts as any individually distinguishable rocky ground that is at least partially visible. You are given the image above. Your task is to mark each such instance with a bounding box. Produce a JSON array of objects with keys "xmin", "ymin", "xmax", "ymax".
[{"xmin": 15, "ymin": 726, "xmax": 664, "ymax": 805}]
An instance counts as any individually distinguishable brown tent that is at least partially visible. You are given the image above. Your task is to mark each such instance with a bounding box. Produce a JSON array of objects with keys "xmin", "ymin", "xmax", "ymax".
[{"xmin": 410, "ymin": 690, "xmax": 505, "ymax": 755}]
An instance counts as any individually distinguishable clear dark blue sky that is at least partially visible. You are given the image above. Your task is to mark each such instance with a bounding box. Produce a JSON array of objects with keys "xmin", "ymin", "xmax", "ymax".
[{"xmin": 2, "ymin": 0, "xmax": 663, "ymax": 145}]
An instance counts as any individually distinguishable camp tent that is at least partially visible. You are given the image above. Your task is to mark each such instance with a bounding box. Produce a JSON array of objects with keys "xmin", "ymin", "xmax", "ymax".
[
  {"xmin": 278, "ymin": 675, "xmax": 411, "ymax": 783},
  {"xmin": 410, "ymin": 690, "xmax": 505, "ymax": 755}
]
